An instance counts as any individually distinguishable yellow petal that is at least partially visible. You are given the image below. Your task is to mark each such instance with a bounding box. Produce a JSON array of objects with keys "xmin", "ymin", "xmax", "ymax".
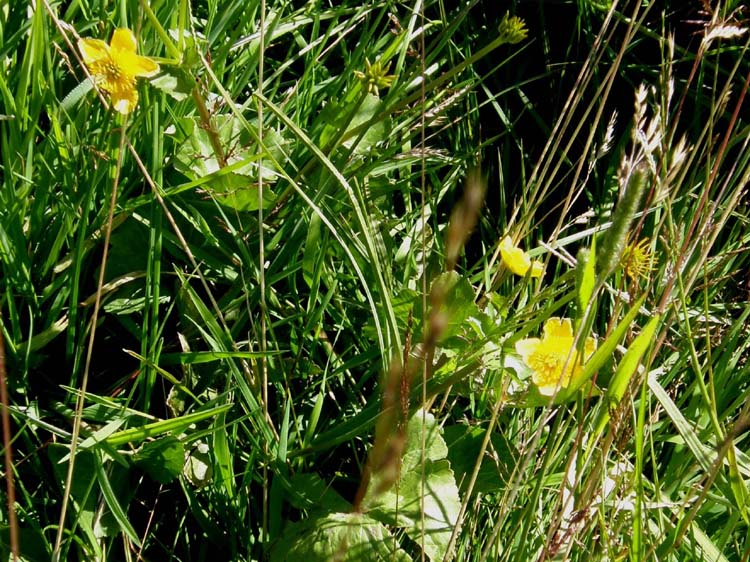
[
  {"xmin": 500, "ymin": 236, "xmax": 532, "ymax": 276},
  {"xmin": 543, "ymin": 317, "xmax": 573, "ymax": 340},
  {"xmin": 78, "ymin": 38, "xmax": 110, "ymax": 65},
  {"xmin": 515, "ymin": 338, "xmax": 541, "ymax": 361},
  {"xmin": 529, "ymin": 260, "xmax": 544, "ymax": 278},
  {"xmin": 110, "ymin": 88, "xmax": 139, "ymax": 115},
  {"xmin": 110, "ymin": 28, "xmax": 138, "ymax": 54},
  {"xmin": 533, "ymin": 377, "xmax": 558, "ymax": 397},
  {"xmin": 119, "ymin": 50, "xmax": 160, "ymax": 77},
  {"xmin": 583, "ymin": 337, "xmax": 597, "ymax": 359}
]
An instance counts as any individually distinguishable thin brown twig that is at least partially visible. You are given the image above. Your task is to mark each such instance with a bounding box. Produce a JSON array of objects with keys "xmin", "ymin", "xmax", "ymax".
[{"xmin": 0, "ymin": 318, "xmax": 18, "ymax": 562}]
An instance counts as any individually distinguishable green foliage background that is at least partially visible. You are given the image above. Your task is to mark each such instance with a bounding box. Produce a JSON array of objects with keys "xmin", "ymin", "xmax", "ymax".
[{"xmin": 1, "ymin": 1, "xmax": 749, "ymax": 561}]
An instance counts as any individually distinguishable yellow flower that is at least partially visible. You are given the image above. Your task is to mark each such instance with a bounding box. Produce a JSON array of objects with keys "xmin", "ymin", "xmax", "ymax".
[
  {"xmin": 500, "ymin": 236, "xmax": 544, "ymax": 277},
  {"xmin": 620, "ymin": 237, "xmax": 653, "ymax": 280},
  {"xmin": 78, "ymin": 28, "xmax": 159, "ymax": 115},
  {"xmin": 515, "ymin": 317, "xmax": 596, "ymax": 396}
]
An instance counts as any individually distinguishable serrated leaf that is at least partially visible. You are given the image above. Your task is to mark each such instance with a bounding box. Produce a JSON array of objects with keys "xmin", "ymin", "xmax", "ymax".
[{"xmin": 365, "ymin": 411, "xmax": 461, "ymax": 562}]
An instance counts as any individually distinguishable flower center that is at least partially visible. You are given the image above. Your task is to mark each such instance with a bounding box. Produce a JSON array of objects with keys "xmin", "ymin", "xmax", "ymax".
[
  {"xmin": 621, "ymin": 238, "xmax": 653, "ymax": 280},
  {"xmin": 90, "ymin": 57, "xmax": 135, "ymax": 95},
  {"xmin": 528, "ymin": 351, "xmax": 565, "ymax": 385},
  {"xmin": 103, "ymin": 60, "xmax": 121, "ymax": 81}
]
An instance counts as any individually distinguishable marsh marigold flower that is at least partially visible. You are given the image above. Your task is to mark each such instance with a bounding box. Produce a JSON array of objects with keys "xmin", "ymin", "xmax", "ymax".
[
  {"xmin": 500, "ymin": 236, "xmax": 544, "ymax": 278},
  {"xmin": 78, "ymin": 28, "xmax": 159, "ymax": 114},
  {"xmin": 515, "ymin": 317, "xmax": 596, "ymax": 396}
]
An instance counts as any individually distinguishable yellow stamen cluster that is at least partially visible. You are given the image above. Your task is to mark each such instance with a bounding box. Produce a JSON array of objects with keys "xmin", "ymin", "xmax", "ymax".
[{"xmin": 620, "ymin": 237, "xmax": 654, "ymax": 280}]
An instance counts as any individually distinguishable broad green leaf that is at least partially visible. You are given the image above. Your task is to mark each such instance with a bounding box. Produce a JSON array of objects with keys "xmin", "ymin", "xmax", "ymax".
[
  {"xmin": 47, "ymin": 445, "xmax": 101, "ymax": 555},
  {"xmin": 443, "ymin": 424, "xmax": 516, "ymax": 496},
  {"xmin": 94, "ymin": 452, "xmax": 141, "ymax": 546},
  {"xmin": 204, "ymin": 171, "xmax": 277, "ymax": 211},
  {"xmin": 364, "ymin": 411, "xmax": 461, "ymax": 562},
  {"xmin": 271, "ymin": 512, "xmax": 412, "ymax": 562},
  {"xmin": 0, "ymin": 522, "xmax": 52, "ymax": 561},
  {"xmin": 149, "ymin": 67, "xmax": 193, "ymax": 101},
  {"xmin": 133, "ymin": 436, "xmax": 184, "ymax": 484},
  {"xmin": 173, "ymin": 114, "xmax": 287, "ymax": 210},
  {"xmin": 168, "ymin": 27, "xmax": 206, "ymax": 68},
  {"xmin": 431, "ymin": 271, "xmax": 481, "ymax": 344},
  {"xmin": 345, "ymin": 93, "xmax": 390, "ymax": 154},
  {"xmin": 183, "ymin": 442, "xmax": 213, "ymax": 488},
  {"xmin": 368, "ymin": 272, "xmax": 481, "ymax": 346},
  {"xmin": 319, "ymin": 93, "xmax": 390, "ymax": 156},
  {"xmin": 284, "ymin": 472, "xmax": 350, "ymax": 513}
]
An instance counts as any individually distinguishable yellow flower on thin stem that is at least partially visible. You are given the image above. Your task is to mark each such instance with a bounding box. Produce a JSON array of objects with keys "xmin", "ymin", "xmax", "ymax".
[
  {"xmin": 78, "ymin": 28, "xmax": 159, "ymax": 115},
  {"xmin": 515, "ymin": 317, "xmax": 596, "ymax": 396},
  {"xmin": 620, "ymin": 237, "xmax": 654, "ymax": 280},
  {"xmin": 500, "ymin": 236, "xmax": 544, "ymax": 278}
]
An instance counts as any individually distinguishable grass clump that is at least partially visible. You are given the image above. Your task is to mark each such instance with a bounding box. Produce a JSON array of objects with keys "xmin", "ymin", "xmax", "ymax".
[{"xmin": 1, "ymin": 1, "xmax": 749, "ymax": 561}]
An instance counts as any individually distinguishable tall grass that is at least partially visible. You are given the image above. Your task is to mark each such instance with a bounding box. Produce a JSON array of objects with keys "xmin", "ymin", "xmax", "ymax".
[{"xmin": 1, "ymin": 1, "xmax": 749, "ymax": 561}]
